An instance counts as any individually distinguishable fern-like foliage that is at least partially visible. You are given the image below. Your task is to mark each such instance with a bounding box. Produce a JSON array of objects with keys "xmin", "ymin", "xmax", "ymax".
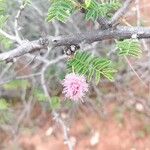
[
  {"xmin": 0, "ymin": 98, "xmax": 9, "ymax": 110},
  {"xmin": 85, "ymin": 0, "xmax": 92, "ymax": 8},
  {"xmin": 47, "ymin": 0, "xmax": 76, "ymax": 23},
  {"xmin": 51, "ymin": 96, "xmax": 61, "ymax": 110},
  {"xmin": 116, "ymin": 39, "xmax": 142, "ymax": 58},
  {"xmin": 0, "ymin": 0, "xmax": 6, "ymax": 15},
  {"xmin": 0, "ymin": 0, "xmax": 13, "ymax": 49},
  {"xmin": 46, "ymin": 0, "xmax": 121, "ymax": 22},
  {"xmin": 68, "ymin": 52, "xmax": 116, "ymax": 84},
  {"xmin": 0, "ymin": 15, "xmax": 7, "ymax": 28},
  {"xmin": 0, "ymin": 0, "xmax": 7, "ymax": 29},
  {"xmin": 0, "ymin": 99, "xmax": 13, "ymax": 124},
  {"xmin": 33, "ymin": 88, "xmax": 47, "ymax": 102},
  {"xmin": 85, "ymin": 0, "xmax": 121, "ymax": 21},
  {"xmin": 3, "ymin": 80, "xmax": 30, "ymax": 90}
]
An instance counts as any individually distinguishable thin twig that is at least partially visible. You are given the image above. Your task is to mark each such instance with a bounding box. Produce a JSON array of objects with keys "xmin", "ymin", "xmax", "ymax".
[
  {"xmin": 53, "ymin": 112, "xmax": 74, "ymax": 150},
  {"xmin": 0, "ymin": 28, "xmax": 18, "ymax": 42},
  {"xmin": 14, "ymin": 1, "xmax": 27, "ymax": 43},
  {"xmin": 40, "ymin": 55, "xmax": 73, "ymax": 150},
  {"xmin": 0, "ymin": 55, "xmax": 66, "ymax": 86},
  {"xmin": 124, "ymin": 56, "xmax": 148, "ymax": 88},
  {"xmin": 110, "ymin": 0, "xmax": 134, "ymax": 25}
]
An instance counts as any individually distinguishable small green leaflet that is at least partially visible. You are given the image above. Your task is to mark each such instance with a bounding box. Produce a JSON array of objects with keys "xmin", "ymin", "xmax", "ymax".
[
  {"xmin": 33, "ymin": 89, "xmax": 46, "ymax": 102},
  {"xmin": 51, "ymin": 96, "xmax": 61, "ymax": 110},
  {"xmin": 0, "ymin": 98, "xmax": 9, "ymax": 110},
  {"xmin": 3, "ymin": 80, "xmax": 30, "ymax": 90},
  {"xmin": 68, "ymin": 51, "xmax": 117, "ymax": 84},
  {"xmin": 85, "ymin": 0, "xmax": 121, "ymax": 21},
  {"xmin": 47, "ymin": 0, "xmax": 75, "ymax": 23},
  {"xmin": 0, "ymin": 0, "xmax": 6, "ymax": 15},
  {"xmin": 116, "ymin": 39, "xmax": 142, "ymax": 58},
  {"xmin": 46, "ymin": 0, "xmax": 121, "ymax": 22},
  {"xmin": 85, "ymin": 0, "xmax": 92, "ymax": 8}
]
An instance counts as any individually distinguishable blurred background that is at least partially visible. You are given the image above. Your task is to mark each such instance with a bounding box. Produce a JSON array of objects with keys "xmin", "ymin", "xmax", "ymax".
[{"xmin": 0, "ymin": 0, "xmax": 150, "ymax": 150}]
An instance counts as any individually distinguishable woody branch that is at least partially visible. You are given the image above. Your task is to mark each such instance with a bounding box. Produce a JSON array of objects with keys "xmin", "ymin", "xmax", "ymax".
[{"xmin": 0, "ymin": 26, "xmax": 150, "ymax": 62}]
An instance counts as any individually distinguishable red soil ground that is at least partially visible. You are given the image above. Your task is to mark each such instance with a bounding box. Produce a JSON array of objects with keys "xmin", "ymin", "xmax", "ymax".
[{"xmin": 3, "ymin": 102, "xmax": 149, "ymax": 150}]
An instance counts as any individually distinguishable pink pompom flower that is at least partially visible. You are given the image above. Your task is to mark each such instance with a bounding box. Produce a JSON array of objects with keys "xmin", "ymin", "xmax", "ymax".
[{"xmin": 62, "ymin": 73, "xmax": 88, "ymax": 101}]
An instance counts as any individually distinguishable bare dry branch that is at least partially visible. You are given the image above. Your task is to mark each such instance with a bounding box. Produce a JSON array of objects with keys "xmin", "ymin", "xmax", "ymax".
[{"xmin": 0, "ymin": 26, "xmax": 150, "ymax": 62}]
